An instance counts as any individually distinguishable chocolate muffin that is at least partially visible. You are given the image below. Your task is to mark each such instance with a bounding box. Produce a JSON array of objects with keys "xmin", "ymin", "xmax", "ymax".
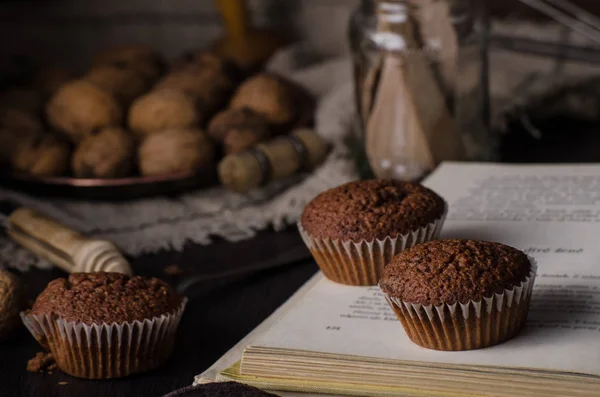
[
  {"xmin": 298, "ymin": 180, "xmax": 447, "ymax": 285},
  {"xmin": 380, "ymin": 240, "xmax": 536, "ymax": 351},
  {"xmin": 21, "ymin": 272, "xmax": 187, "ymax": 379},
  {"xmin": 162, "ymin": 383, "xmax": 277, "ymax": 397}
]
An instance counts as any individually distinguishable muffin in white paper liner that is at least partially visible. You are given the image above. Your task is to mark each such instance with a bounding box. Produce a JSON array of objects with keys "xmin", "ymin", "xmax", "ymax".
[
  {"xmin": 21, "ymin": 299, "xmax": 187, "ymax": 379},
  {"xmin": 382, "ymin": 258, "xmax": 537, "ymax": 351},
  {"xmin": 297, "ymin": 206, "xmax": 447, "ymax": 286}
]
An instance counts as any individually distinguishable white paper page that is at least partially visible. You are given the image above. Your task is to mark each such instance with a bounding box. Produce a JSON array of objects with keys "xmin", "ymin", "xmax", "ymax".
[{"xmin": 251, "ymin": 163, "xmax": 600, "ymax": 376}]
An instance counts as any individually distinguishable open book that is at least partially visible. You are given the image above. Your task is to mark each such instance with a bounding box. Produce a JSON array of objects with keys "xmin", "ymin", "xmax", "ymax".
[{"xmin": 209, "ymin": 163, "xmax": 600, "ymax": 397}]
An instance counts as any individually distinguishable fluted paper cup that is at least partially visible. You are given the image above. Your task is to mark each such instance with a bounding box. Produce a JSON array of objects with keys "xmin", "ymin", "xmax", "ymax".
[
  {"xmin": 382, "ymin": 258, "xmax": 537, "ymax": 351},
  {"xmin": 298, "ymin": 207, "xmax": 447, "ymax": 286},
  {"xmin": 20, "ymin": 299, "xmax": 187, "ymax": 379}
]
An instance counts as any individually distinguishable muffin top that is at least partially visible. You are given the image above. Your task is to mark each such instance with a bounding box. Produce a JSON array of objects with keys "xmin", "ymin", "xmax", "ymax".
[
  {"xmin": 380, "ymin": 240, "xmax": 532, "ymax": 306},
  {"xmin": 31, "ymin": 272, "xmax": 183, "ymax": 325},
  {"xmin": 300, "ymin": 180, "xmax": 446, "ymax": 242},
  {"xmin": 163, "ymin": 382, "xmax": 276, "ymax": 397}
]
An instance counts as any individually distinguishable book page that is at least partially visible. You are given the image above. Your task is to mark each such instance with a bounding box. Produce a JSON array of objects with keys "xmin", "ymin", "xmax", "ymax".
[{"xmin": 251, "ymin": 163, "xmax": 600, "ymax": 376}]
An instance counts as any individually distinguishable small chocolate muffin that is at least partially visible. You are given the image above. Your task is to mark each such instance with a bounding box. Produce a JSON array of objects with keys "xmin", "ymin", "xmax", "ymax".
[
  {"xmin": 46, "ymin": 80, "xmax": 123, "ymax": 143},
  {"xmin": 380, "ymin": 240, "xmax": 536, "ymax": 351},
  {"xmin": 138, "ymin": 128, "xmax": 215, "ymax": 176},
  {"xmin": 298, "ymin": 180, "xmax": 447, "ymax": 286},
  {"xmin": 31, "ymin": 272, "xmax": 183, "ymax": 324},
  {"xmin": 301, "ymin": 180, "xmax": 445, "ymax": 242},
  {"xmin": 11, "ymin": 133, "xmax": 71, "ymax": 177},
  {"xmin": 230, "ymin": 74, "xmax": 297, "ymax": 126},
  {"xmin": 22, "ymin": 272, "xmax": 187, "ymax": 379},
  {"xmin": 163, "ymin": 383, "xmax": 277, "ymax": 397},
  {"xmin": 84, "ymin": 64, "xmax": 151, "ymax": 105},
  {"xmin": 128, "ymin": 89, "xmax": 200, "ymax": 136},
  {"xmin": 72, "ymin": 126, "xmax": 135, "ymax": 178}
]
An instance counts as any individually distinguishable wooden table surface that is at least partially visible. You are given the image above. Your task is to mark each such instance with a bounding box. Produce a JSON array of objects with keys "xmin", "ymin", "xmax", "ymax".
[{"xmin": 1, "ymin": 227, "xmax": 316, "ymax": 397}]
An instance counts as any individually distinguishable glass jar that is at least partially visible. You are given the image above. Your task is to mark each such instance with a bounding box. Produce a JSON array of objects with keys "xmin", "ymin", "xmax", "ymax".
[{"xmin": 349, "ymin": 0, "xmax": 492, "ymax": 181}]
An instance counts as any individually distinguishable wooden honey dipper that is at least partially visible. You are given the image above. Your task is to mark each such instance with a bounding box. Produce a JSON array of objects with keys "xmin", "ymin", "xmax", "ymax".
[{"xmin": 1, "ymin": 204, "xmax": 132, "ymax": 275}]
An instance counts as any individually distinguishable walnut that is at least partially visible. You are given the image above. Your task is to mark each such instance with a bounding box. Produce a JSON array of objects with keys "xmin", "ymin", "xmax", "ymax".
[
  {"xmin": 138, "ymin": 128, "xmax": 214, "ymax": 176},
  {"xmin": 154, "ymin": 67, "xmax": 234, "ymax": 118},
  {"xmin": 11, "ymin": 133, "xmax": 71, "ymax": 177},
  {"xmin": 46, "ymin": 80, "xmax": 123, "ymax": 143},
  {"xmin": 84, "ymin": 64, "xmax": 151, "ymax": 105},
  {"xmin": 0, "ymin": 270, "xmax": 22, "ymax": 340},
  {"xmin": 230, "ymin": 74, "xmax": 297, "ymax": 125},
  {"xmin": 208, "ymin": 108, "xmax": 271, "ymax": 154},
  {"xmin": 92, "ymin": 45, "xmax": 165, "ymax": 82},
  {"xmin": 72, "ymin": 127, "xmax": 135, "ymax": 178},
  {"xmin": 128, "ymin": 89, "xmax": 200, "ymax": 136},
  {"xmin": 171, "ymin": 50, "xmax": 240, "ymax": 80}
]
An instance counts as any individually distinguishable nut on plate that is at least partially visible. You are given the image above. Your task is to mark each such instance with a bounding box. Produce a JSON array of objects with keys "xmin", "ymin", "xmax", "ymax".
[
  {"xmin": 208, "ymin": 108, "xmax": 271, "ymax": 154},
  {"xmin": 0, "ymin": 107, "xmax": 42, "ymax": 133},
  {"xmin": 91, "ymin": 45, "xmax": 165, "ymax": 81},
  {"xmin": 154, "ymin": 68, "xmax": 234, "ymax": 118},
  {"xmin": 11, "ymin": 132, "xmax": 71, "ymax": 177},
  {"xmin": 0, "ymin": 270, "xmax": 23, "ymax": 340},
  {"xmin": 29, "ymin": 67, "xmax": 75, "ymax": 98},
  {"xmin": 84, "ymin": 64, "xmax": 151, "ymax": 105},
  {"xmin": 138, "ymin": 128, "xmax": 214, "ymax": 176},
  {"xmin": 171, "ymin": 50, "xmax": 240, "ymax": 80},
  {"xmin": 128, "ymin": 89, "xmax": 200, "ymax": 136},
  {"xmin": 46, "ymin": 80, "xmax": 123, "ymax": 143},
  {"xmin": 230, "ymin": 74, "xmax": 297, "ymax": 126},
  {"xmin": 72, "ymin": 127, "xmax": 135, "ymax": 178}
]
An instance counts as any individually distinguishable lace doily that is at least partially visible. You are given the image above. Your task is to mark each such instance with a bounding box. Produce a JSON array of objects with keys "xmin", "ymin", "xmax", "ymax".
[{"xmin": 0, "ymin": 49, "xmax": 359, "ymax": 271}]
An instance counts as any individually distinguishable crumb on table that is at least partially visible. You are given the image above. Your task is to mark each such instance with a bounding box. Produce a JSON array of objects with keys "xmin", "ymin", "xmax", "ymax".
[
  {"xmin": 26, "ymin": 352, "xmax": 56, "ymax": 373},
  {"xmin": 164, "ymin": 264, "xmax": 185, "ymax": 276},
  {"xmin": 58, "ymin": 381, "xmax": 68, "ymax": 386}
]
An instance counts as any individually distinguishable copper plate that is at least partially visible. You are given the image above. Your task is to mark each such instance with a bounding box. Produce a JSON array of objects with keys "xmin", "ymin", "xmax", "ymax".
[{"xmin": 0, "ymin": 166, "xmax": 218, "ymax": 200}]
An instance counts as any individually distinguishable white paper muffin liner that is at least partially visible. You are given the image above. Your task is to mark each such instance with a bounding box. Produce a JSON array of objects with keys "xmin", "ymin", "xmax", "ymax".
[
  {"xmin": 382, "ymin": 258, "xmax": 538, "ymax": 351},
  {"xmin": 20, "ymin": 299, "xmax": 187, "ymax": 379},
  {"xmin": 298, "ymin": 206, "xmax": 447, "ymax": 286}
]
